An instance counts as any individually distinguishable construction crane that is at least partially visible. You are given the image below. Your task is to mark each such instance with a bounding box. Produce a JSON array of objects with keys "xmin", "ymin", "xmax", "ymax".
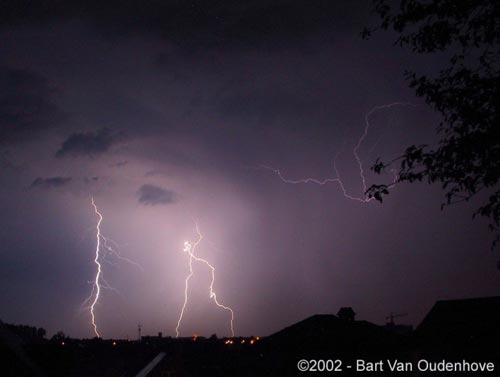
[{"xmin": 386, "ymin": 312, "xmax": 407, "ymax": 326}]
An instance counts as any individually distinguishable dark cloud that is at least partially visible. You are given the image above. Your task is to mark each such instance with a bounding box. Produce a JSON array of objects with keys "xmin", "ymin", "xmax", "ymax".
[
  {"xmin": 0, "ymin": 67, "xmax": 65, "ymax": 143},
  {"xmin": 215, "ymin": 89, "xmax": 317, "ymax": 121},
  {"xmin": 0, "ymin": 0, "xmax": 364, "ymax": 49},
  {"xmin": 109, "ymin": 161, "xmax": 128, "ymax": 168},
  {"xmin": 137, "ymin": 184, "xmax": 176, "ymax": 206},
  {"xmin": 30, "ymin": 176, "xmax": 72, "ymax": 189},
  {"xmin": 0, "ymin": 150, "xmax": 17, "ymax": 171},
  {"xmin": 83, "ymin": 176, "xmax": 99, "ymax": 184},
  {"xmin": 56, "ymin": 128, "xmax": 115, "ymax": 158}
]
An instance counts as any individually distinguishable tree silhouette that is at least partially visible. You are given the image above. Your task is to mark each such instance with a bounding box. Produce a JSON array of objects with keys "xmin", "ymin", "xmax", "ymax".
[
  {"xmin": 36, "ymin": 327, "xmax": 46, "ymax": 339},
  {"xmin": 364, "ymin": 0, "xmax": 500, "ymax": 249},
  {"xmin": 50, "ymin": 331, "xmax": 67, "ymax": 343},
  {"xmin": 337, "ymin": 307, "xmax": 356, "ymax": 321}
]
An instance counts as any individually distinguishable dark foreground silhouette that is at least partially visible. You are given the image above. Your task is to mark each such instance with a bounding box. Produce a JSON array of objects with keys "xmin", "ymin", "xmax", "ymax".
[{"xmin": 2, "ymin": 296, "xmax": 500, "ymax": 376}]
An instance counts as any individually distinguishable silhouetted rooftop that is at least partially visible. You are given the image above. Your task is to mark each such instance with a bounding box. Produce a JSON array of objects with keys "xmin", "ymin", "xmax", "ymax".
[
  {"xmin": 263, "ymin": 314, "xmax": 406, "ymax": 355},
  {"xmin": 416, "ymin": 296, "xmax": 500, "ymax": 346}
]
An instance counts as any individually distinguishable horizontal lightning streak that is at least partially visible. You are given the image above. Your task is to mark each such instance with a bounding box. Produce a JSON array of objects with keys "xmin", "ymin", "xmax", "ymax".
[{"xmin": 261, "ymin": 102, "xmax": 416, "ymax": 202}]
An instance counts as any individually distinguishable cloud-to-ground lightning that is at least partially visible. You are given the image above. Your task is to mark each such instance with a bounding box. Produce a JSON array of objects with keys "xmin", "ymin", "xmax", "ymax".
[
  {"xmin": 261, "ymin": 102, "xmax": 416, "ymax": 202},
  {"xmin": 81, "ymin": 197, "xmax": 143, "ymax": 338},
  {"xmin": 175, "ymin": 223, "xmax": 235, "ymax": 338},
  {"xmin": 85, "ymin": 197, "xmax": 103, "ymax": 338}
]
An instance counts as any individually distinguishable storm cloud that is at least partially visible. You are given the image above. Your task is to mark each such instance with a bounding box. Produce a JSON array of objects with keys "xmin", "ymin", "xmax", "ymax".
[
  {"xmin": 137, "ymin": 184, "xmax": 176, "ymax": 206},
  {"xmin": 30, "ymin": 176, "xmax": 72, "ymax": 189},
  {"xmin": 0, "ymin": 1, "xmax": 358, "ymax": 49},
  {"xmin": 0, "ymin": 67, "xmax": 65, "ymax": 143},
  {"xmin": 56, "ymin": 128, "xmax": 115, "ymax": 158}
]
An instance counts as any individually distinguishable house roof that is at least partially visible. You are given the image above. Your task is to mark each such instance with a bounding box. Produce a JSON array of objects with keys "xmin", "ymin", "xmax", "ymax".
[{"xmin": 416, "ymin": 296, "xmax": 500, "ymax": 344}]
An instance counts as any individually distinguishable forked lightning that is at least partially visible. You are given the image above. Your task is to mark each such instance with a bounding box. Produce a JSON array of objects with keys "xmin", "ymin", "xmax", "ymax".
[
  {"xmin": 175, "ymin": 223, "xmax": 235, "ymax": 338},
  {"xmin": 262, "ymin": 102, "xmax": 416, "ymax": 202}
]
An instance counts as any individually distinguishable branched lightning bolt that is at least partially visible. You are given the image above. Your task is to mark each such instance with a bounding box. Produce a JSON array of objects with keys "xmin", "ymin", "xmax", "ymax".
[
  {"xmin": 175, "ymin": 223, "xmax": 235, "ymax": 338},
  {"xmin": 261, "ymin": 102, "xmax": 416, "ymax": 202},
  {"xmin": 101, "ymin": 237, "xmax": 144, "ymax": 272},
  {"xmin": 81, "ymin": 197, "xmax": 143, "ymax": 338},
  {"xmin": 89, "ymin": 197, "xmax": 103, "ymax": 338}
]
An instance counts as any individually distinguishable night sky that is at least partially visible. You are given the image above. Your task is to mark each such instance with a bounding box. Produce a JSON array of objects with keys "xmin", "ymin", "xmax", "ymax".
[{"xmin": 0, "ymin": 0, "xmax": 498, "ymax": 340}]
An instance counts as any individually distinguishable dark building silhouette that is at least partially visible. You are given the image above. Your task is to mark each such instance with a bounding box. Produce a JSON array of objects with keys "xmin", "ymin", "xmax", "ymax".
[
  {"xmin": 416, "ymin": 296, "xmax": 500, "ymax": 347},
  {"xmin": 384, "ymin": 322, "xmax": 413, "ymax": 336},
  {"xmin": 3, "ymin": 297, "xmax": 500, "ymax": 376}
]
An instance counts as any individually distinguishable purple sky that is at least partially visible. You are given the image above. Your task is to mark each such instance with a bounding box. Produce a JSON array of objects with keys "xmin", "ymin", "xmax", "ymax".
[{"xmin": 0, "ymin": 0, "xmax": 498, "ymax": 339}]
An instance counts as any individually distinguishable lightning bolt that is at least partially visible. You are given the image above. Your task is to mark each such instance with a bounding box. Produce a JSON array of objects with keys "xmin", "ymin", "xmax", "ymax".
[
  {"xmin": 81, "ymin": 197, "xmax": 143, "ymax": 338},
  {"xmin": 89, "ymin": 197, "xmax": 103, "ymax": 338},
  {"xmin": 261, "ymin": 102, "xmax": 416, "ymax": 202},
  {"xmin": 175, "ymin": 223, "xmax": 235, "ymax": 338}
]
